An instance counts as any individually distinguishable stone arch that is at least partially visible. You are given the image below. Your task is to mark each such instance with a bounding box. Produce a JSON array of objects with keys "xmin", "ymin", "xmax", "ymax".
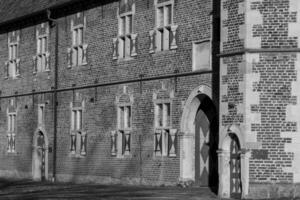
[
  {"xmin": 180, "ymin": 84, "xmax": 212, "ymax": 134},
  {"xmin": 219, "ymin": 125, "xmax": 245, "ymax": 151},
  {"xmin": 32, "ymin": 126, "xmax": 49, "ymax": 181},
  {"xmin": 180, "ymin": 84, "xmax": 218, "ymax": 191},
  {"xmin": 218, "ymin": 125, "xmax": 250, "ymax": 199}
]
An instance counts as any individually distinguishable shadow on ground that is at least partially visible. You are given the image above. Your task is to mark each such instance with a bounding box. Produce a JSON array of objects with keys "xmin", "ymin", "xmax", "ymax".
[
  {"xmin": 0, "ymin": 179, "xmax": 218, "ymax": 200},
  {"xmin": 1, "ymin": 179, "xmax": 299, "ymax": 200}
]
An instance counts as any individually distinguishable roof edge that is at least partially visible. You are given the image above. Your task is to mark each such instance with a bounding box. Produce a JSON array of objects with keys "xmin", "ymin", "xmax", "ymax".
[{"xmin": 0, "ymin": 0, "xmax": 103, "ymax": 28}]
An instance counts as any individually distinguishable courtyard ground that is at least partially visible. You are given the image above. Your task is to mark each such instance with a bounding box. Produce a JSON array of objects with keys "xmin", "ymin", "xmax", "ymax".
[
  {"xmin": 0, "ymin": 179, "xmax": 219, "ymax": 200},
  {"xmin": 0, "ymin": 179, "xmax": 299, "ymax": 200}
]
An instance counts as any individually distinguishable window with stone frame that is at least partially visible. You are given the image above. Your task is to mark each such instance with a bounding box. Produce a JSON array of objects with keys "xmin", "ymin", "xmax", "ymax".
[
  {"xmin": 33, "ymin": 23, "xmax": 50, "ymax": 73},
  {"xmin": 149, "ymin": 0, "xmax": 178, "ymax": 53},
  {"xmin": 113, "ymin": 0, "xmax": 137, "ymax": 60},
  {"xmin": 38, "ymin": 104, "xmax": 45, "ymax": 126},
  {"xmin": 5, "ymin": 31, "xmax": 20, "ymax": 78},
  {"xmin": 115, "ymin": 104, "xmax": 131, "ymax": 156},
  {"xmin": 111, "ymin": 105, "xmax": 132, "ymax": 157},
  {"xmin": 67, "ymin": 12, "xmax": 88, "ymax": 68},
  {"xmin": 154, "ymin": 101, "xmax": 176, "ymax": 157},
  {"xmin": 7, "ymin": 99, "xmax": 17, "ymax": 153},
  {"xmin": 70, "ymin": 100, "xmax": 87, "ymax": 157}
]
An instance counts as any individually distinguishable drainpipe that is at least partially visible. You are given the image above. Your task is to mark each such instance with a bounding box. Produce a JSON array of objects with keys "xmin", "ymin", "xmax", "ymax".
[{"xmin": 47, "ymin": 9, "xmax": 58, "ymax": 182}]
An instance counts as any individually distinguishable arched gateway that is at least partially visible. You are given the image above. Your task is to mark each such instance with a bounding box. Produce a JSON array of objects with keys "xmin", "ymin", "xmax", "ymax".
[
  {"xmin": 218, "ymin": 125, "xmax": 250, "ymax": 199},
  {"xmin": 180, "ymin": 85, "xmax": 218, "ymax": 192},
  {"xmin": 32, "ymin": 127, "xmax": 49, "ymax": 181}
]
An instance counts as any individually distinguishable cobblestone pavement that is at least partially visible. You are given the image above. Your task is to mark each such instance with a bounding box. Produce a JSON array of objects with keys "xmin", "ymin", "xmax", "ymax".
[{"xmin": 0, "ymin": 179, "xmax": 220, "ymax": 200}]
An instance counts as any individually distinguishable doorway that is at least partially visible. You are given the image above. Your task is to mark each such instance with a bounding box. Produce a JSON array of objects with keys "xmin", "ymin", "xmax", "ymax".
[
  {"xmin": 180, "ymin": 85, "xmax": 218, "ymax": 193},
  {"xmin": 194, "ymin": 95, "xmax": 218, "ymax": 192},
  {"xmin": 32, "ymin": 129, "xmax": 48, "ymax": 181},
  {"xmin": 229, "ymin": 133, "xmax": 242, "ymax": 199}
]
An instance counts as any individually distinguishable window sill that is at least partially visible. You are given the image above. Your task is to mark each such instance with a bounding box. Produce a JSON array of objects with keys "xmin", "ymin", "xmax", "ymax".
[
  {"xmin": 155, "ymin": 127, "xmax": 172, "ymax": 130},
  {"xmin": 6, "ymin": 151, "xmax": 18, "ymax": 156},
  {"xmin": 151, "ymin": 49, "xmax": 176, "ymax": 56},
  {"xmin": 192, "ymin": 68, "xmax": 212, "ymax": 73},
  {"xmin": 69, "ymin": 153, "xmax": 86, "ymax": 158},
  {"xmin": 153, "ymin": 154, "xmax": 177, "ymax": 160},
  {"xmin": 113, "ymin": 154, "xmax": 132, "ymax": 159},
  {"xmin": 67, "ymin": 63, "xmax": 88, "ymax": 69},
  {"xmin": 115, "ymin": 57, "xmax": 135, "ymax": 63},
  {"xmin": 33, "ymin": 70, "xmax": 51, "ymax": 75},
  {"xmin": 5, "ymin": 75, "xmax": 21, "ymax": 80}
]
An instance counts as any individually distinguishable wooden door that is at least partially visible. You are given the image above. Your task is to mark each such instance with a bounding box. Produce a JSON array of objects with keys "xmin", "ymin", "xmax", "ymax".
[
  {"xmin": 37, "ymin": 133, "xmax": 46, "ymax": 181},
  {"xmin": 195, "ymin": 109, "xmax": 210, "ymax": 186},
  {"xmin": 230, "ymin": 136, "xmax": 242, "ymax": 199}
]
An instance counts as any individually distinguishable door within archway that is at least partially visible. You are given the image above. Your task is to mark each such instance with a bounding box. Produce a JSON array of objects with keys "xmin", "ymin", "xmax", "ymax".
[
  {"xmin": 194, "ymin": 95, "xmax": 218, "ymax": 192},
  {"xmin": 230, "ymin": 134, "xmax": 242, "ymax": 199},
  {"xmin": 32, "ymin": 130, "xmax": 48, "ymax": 181},
  {"xmin": 180, "ymin": 85, "xmax": 218, "ymax": 193}
]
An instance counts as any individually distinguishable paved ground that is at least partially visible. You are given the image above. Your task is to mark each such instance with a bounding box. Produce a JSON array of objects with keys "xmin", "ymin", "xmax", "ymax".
[
  {"xmin": 0, "ymin": 179, "xmax": 219, "ymax": 200},
  {"xmin": 1, "ymin": 180, "xmax": 298, "ymax": 200}
]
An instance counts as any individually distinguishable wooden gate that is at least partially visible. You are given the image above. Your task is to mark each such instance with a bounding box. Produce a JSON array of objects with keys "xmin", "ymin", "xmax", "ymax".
[
  {"xmin": 195, "ymin": 109, "xmax": 210, "ymax": 186},
  {"xmin": 230, "ymin": 135, "xmax": 242, "ymax": 199}
]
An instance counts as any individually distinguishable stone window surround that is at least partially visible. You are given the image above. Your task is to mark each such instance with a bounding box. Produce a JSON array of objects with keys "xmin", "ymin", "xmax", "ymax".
[
  {"xmin": 5, "ymin": 31, "xmax": 20, "ymax": 79},
  {"xmin": 67, "ymin": 12, "xmax": 88, "ymax": 68},
  {"xmin": 112, "ymin": 102, "xmax": 132, "ymax": 158},
  {"xmin": 112, "ymin": 88, "xmax": 134, "ymax": 158},
  {"xmin": 69, "ymin": 100, "xmax": 87, "ymax": 157},
  {"xmin": 7, "ymin": 100, "xmax": 17, "ymax": 154},
  {"xmin": 149, "ymin": 0, "xmax": 178, "ymax": 53},
  {"xmin": 33, "ymin": 23, "xmax": 50, "ymax": 74},
  {"xmin": 37, "ymin": 104, "xmax": 45, "ymax": 127},
  {"xmin": 118, "ymin": 104, "xmax": 132, "ymax": 130},
  {"xmin": 113, "ymin": 1, "xmax": 137, "ymax": 60},
  {"xmin": 153, "ymin": 98, "xmax": 176, "ymax": 158}
]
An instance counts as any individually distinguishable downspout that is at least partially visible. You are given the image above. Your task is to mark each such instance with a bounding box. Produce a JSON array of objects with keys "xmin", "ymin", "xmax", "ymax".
[{"xmin": 47, "ymin": 9, "xmax": 58, "ymax": 182}]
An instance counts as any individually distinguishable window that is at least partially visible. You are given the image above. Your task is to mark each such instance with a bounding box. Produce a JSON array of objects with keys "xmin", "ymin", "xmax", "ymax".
[
  {"xmin": 193, "ymin": 41, "xmax": 211, "ymax": 71},
  {"xmin": 70, "ymin": 102, "xmax": 86, "ymax": 156},
  {"xmin": 112, "ymin": 104, "xmax": 132, "ymax": 157},
  {"xmin": 155, "ymin": 103, "xmax": 170, "ymax": 128},
  {"xmin": 113, "ymin": 0, "xmax": 137, "ymax": 59},
  {"xmin": 154, "ymin": 102, "xmax": 170, "ymax": 156},
  {"xmin": 156, "ymin": 4, "xmax": 172, "ymax": 51},
  {"xmin": 38, "ymin": 104, "xmax": 45, "ymax": 125},
  {"xmin": 119, "ymin": 13, "xmax": 133, "ymax": 58},
  {"xmin": 116, "ymin": 105, "xmax": 131, "ymax": 156},
  {"xmin": 119, "ymin": 105, "xmax": 132, "ymax": 130},
  {"xmin": 68, "ymin": 13, "xmax": 88, "ymax": 67},
  {"xmin": 33, "ymin": 23, "xmax": 50, "ymax": 73},
  {"xmin": 150, "ymin": 0, "xmax": 178, "ymax": 53},
  {"xmin": 5, "ymin": 31, "xmax": 20, "ymax": 78},
  {"xmin": 154, "ymin": 102, "xmax": 176, "ymax": 157},
  {"xmin": 7, "ymin": 100, "xmax": 16, "ymax": 153},
  {"xmin": 72, "ymin": 27, "xmax": 83, "ymax": 66}
]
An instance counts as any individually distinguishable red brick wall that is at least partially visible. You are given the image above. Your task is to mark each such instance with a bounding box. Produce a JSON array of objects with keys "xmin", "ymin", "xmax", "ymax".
[
  {"xmin": 221, "ymin": 0, "xmax": 299, "ymax": 189},
  {"xmin": 0, "ymin": 0, "xmax": 214, "ymax": 185},
  {"xmin": 248, "ymin": 0, "xmax": 297, "ymax": 183}
]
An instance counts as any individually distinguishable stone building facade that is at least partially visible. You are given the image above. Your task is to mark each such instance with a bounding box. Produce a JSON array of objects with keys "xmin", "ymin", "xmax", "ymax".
[{"xmin": 0, "ymin": 0, "xmax": 299, "ymax": 199}]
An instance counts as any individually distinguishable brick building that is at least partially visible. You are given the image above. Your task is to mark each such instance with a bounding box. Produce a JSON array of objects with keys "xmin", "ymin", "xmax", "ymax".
[{"xmin": 0, "ymin": 0, "xmax": 299, "ymax": 199}]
